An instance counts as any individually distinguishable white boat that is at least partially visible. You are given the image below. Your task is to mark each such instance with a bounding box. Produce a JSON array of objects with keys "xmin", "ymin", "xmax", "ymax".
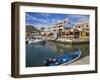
[{"xmin": 28, "ymin": 39, "xmax": 46, "ymax": 44}]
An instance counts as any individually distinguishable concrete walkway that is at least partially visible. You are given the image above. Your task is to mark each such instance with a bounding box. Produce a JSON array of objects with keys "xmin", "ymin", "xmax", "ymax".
[
  {"xmin": 46, "ymin": 37, "xmax": 89, "ymax": 44},
  {"xmin": 68, "ymin": 56, "xmax": 89, "ymax": 65}
]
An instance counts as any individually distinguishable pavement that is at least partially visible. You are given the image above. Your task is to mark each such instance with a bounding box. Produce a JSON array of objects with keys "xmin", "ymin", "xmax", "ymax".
[{"xmin": 68, "ymin": 56, "xmax": 89, "ymax": 65}]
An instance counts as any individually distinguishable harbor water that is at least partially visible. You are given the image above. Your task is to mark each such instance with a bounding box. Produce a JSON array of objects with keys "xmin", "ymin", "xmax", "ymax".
[{"xmin": 26, "ymin": 41, "xmax": 89, "ymax": 67}]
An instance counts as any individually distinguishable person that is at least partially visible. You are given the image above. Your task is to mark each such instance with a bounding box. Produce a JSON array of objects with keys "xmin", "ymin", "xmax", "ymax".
[
  {"xmin": 45, "ymin": 58, "xmax": 51, "ymax": 66},
  {"xmin": 48, "ymin": 58, "xmax": 52, "ymax": 62},
  {"xmin": 52, "ymin": 58, "xmax": 56, "ymax": 62}
]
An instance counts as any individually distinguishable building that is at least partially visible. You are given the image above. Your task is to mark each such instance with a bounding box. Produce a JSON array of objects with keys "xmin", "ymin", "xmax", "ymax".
[
  {"xmin": 41, "ymin": 18, "xmax": 68, "ymax": 36},
  {"xmin": 75, "ymin": 22, "xmax": 89, "ymax": 38},
  {"xmin": 63, "ymin": 27, "xmax": 74, "ymax": 37},
  {"xmin": 40, "ymin": 18, "xmax": 90, "ymax": 38}
]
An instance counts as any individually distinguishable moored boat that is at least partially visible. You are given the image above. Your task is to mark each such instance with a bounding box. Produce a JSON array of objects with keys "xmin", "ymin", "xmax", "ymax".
[
  {"xmin": 44, "ymin": 49, "xmax": 81, "ymax": 66},
  {"xmin": 28, "ymin": 38, "xmax": 46, "ymax": 44}
]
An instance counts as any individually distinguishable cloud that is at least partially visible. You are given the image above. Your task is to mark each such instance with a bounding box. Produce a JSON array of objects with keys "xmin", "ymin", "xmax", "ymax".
[
  {"xmin": 50, "ymin": 18, "xmax": 65, "ymax": 25},
  {"xmin": 39, "ymin": 13, "xmax": 50, "ymax": 17},
  {"xmin": 26, "ymin": 13, "xmax": 89, "ymax": 29},
  {"xmin": 26, "ymin": 13, "xmax": 49, "ymax": 24},
  {"xmin": 68, "ymin": 14, "xmax": 89, "ymax": 22},
  {"xmin": 34, "ymin": 23, "xmax": 50, "ymax": 30}
]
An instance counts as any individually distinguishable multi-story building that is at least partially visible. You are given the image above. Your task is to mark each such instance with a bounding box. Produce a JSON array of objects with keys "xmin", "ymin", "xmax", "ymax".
[
  {"xmin": 75, "ymin": 22, "xmax": 89, "ymax": 38},
  {"xmin": 41, "ymin": 18, "xmax": 68, "ymax": 36}
]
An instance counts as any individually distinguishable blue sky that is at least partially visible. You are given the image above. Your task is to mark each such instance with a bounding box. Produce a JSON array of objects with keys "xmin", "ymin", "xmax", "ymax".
[{"xmin": 26, "ymin": 12, "xmax": 89, "ymax": 29}]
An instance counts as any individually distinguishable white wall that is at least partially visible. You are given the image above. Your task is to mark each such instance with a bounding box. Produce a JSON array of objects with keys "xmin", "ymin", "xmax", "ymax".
[{"xmin": 0, "ymin": 0, "xmax": 99, "ymax": 80}]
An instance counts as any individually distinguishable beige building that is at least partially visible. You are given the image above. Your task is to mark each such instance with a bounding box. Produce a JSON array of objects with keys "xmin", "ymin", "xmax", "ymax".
[
  {"xmin": 75, "ymin": 22, "xmax": 90, "ymax": 38},
  {"xmin": 75, "ymin": 22, "xmax": 89, "ymax": 32}
]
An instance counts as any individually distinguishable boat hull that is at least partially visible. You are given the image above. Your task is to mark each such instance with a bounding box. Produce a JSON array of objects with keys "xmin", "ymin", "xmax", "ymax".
[
  {"xmin": 45, "ymin": 49, "xmax": 81, "ymax": 66},
  {"xmin": 28, "ymin": 39, "xmax": 46, "ymax": 44}
]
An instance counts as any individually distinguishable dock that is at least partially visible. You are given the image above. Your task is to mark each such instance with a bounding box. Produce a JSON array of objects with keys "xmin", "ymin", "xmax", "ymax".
[{"xmin": 46, "ymin": 37, "xmax": 89, "ymax": 44}]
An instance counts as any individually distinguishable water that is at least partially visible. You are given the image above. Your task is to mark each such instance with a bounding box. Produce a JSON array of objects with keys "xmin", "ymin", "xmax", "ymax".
[{"xmin": 26, "ymin": 41, "xmax": 89, "ymax": 67}]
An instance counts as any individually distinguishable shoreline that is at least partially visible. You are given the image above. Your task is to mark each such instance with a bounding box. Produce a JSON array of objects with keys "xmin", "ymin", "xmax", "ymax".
[{"xmin": 46, "ymin": 37, "xmax": 89, "ymax": 44}]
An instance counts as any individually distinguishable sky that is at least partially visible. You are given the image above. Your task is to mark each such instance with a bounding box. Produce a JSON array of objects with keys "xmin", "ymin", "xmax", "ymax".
[{"xmin": 25, "ymin": 12, "xmax": 89, "ymax": 29}]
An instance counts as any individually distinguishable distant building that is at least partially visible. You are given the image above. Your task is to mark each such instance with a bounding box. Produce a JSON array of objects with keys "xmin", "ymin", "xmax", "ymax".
[
  {"xmin": 48, "ymin": 26, "xmax": 64, "ymax": 32},
  {"xmin": 75, "ymin": 22, "xmax": 89, "ymax": 32},
  {"xmin": 40, "ymin": 18, "xmax": 89, "ymax": 38},
  {"xmin": 44, "ymin": 18, "xmax": 69, "ymax": 35},
  {"xmin": 75, "ymin": 22, "xmax": 89, "ymax": 38},
  {"xmin": 64, "ymin": 28, "xmax": 74, "ymax": 36},
  {"xmin": 41, "ymin": 19, "xmax": 68, "ymax": 36}
]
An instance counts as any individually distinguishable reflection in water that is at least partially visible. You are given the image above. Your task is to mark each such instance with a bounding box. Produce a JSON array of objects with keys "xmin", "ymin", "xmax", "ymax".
[{"xmin": 26, "ymin": 41, "xmax": 89, "ymax": 67}]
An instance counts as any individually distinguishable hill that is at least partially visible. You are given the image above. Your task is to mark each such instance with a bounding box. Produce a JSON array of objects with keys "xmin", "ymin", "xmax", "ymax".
[{"xmin": 26, "ymin": 25, "xmax": 40, "ymax": 33}]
